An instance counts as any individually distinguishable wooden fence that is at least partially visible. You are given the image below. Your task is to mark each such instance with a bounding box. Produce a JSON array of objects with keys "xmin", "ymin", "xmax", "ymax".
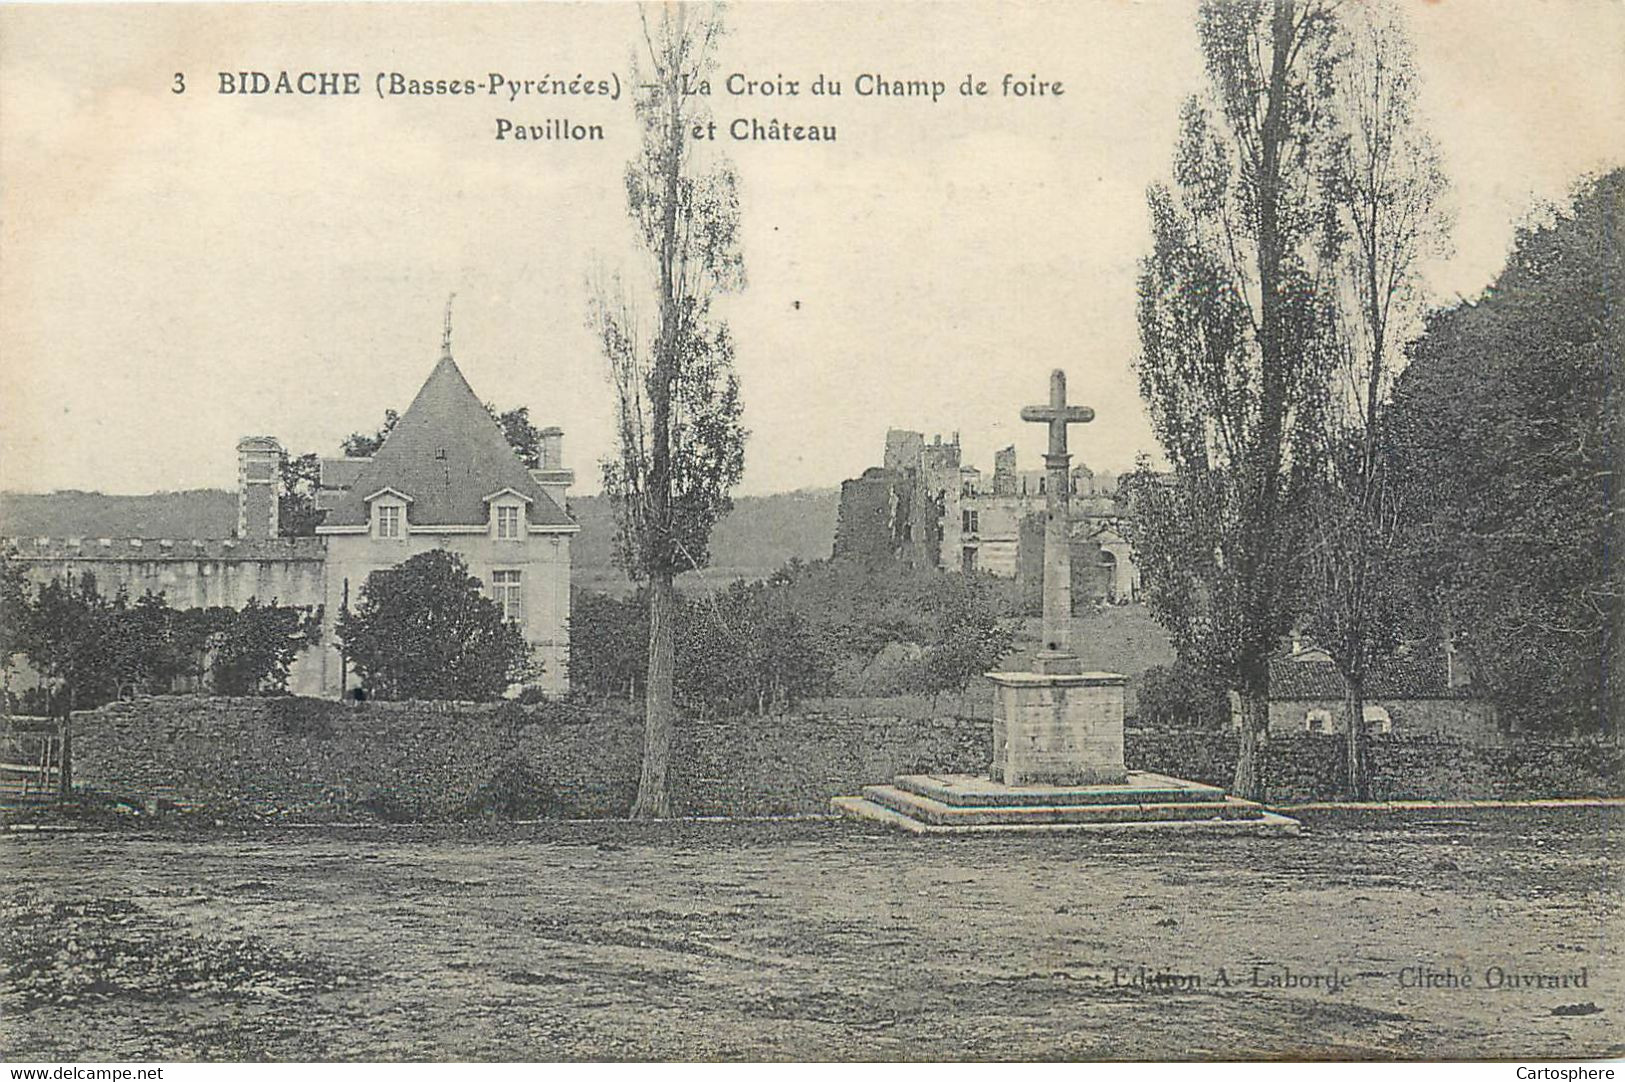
[{"xmin": 0, "ymin": 718, "xmax": 67, "ymax": 803}]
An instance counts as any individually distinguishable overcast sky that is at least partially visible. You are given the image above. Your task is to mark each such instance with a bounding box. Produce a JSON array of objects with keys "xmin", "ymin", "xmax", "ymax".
[{"xmin": 2, "ymin": 1, "xmax": 1621, "ymax": 498}]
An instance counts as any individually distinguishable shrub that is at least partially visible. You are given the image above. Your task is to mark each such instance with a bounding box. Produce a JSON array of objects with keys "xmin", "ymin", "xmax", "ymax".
[
  {"xmin": 338, "ymin": 550, "xmax": 535, "ymax": 701},
  {"xmin": 264, "ymin": 696, "xmax": 339, "ymax": 738},
  {"xmin": 463, "ymin": 761, "xmax": 566, "ymax": 820},
  {"xmin": 1134, "ymin": 661, "xmax": 1231, "ymax": 730}
]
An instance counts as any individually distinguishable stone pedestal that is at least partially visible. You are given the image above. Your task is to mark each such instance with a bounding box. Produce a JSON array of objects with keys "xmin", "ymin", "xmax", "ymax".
[
  {"xmin": 832, "ymin": 664, "xmax": 1298, "ymax": 836},
  {"xmin": 988, "ymin": 670, "xmax": 1127, "ymax": 787},
  {"xmin": 831, "ymin": 366, "xmax": 1296, "ymax": 835}
]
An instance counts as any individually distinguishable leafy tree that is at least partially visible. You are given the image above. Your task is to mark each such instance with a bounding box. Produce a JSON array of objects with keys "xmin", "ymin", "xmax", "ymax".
[
  {"xmin": 167, "ymin": 606, "xmax": 236, "ymax": 690},
  {"xmin": 1391, "ymin": 170, "xmax": 1624, "ymax": 734},
  {"xmin": 19, "ymin": 572, "xmax": 118, "ymax": 711},
  {"xmin": 1302, "ymin": 0, "xmax": 1450, "ymax": 797},
  {"xmin": 908, "ymin": 574, "xmax": 1015, "ymax": 703},
  {"xmin": 1135, "ymin": 661, "xmax": 1232, "ymax": 730},
  {"xmin": 105, "ymin": 591, "xmax": 170, "ymax": 698},
  {"xmin": 210, "ymin": 597, "xmax": 319, "ymax": 695},
  {"xmin": 279, "ymin": 451, "xmax": 325, "ymax": 537},
  {"xmin": 0, "ymin": 547, "xmax": 30, "ymax": 712},
  {"xmin": 592, "ymin": 3, "xmax": 748, "ymax": 817},
  {"xmin": 568, "ymin": 587, "xmax": 650, "ymax": 700},
  {"xmin": 675, "ymin": 579, "xmax": 832, "ymax": 717},
  {"xmin": 568, "ymin": 558, "xmax": 1008, "ymax": 717},
  {"xmin": 18, "ymin": 571, "xmax": 313, "ymax": 702},
  {"xmin": 1128, "ymin": 0, "xmax": 1343, "ymax": 798},
  {"xmin": 488, "ymin": 404, "xmax": 543, "ymax": 469},
  {"xmin": 338, "ymin": 549, "xmax": 533, "ymax": 701},
  {"xmin": 341, "ymin": 409, "xmax": 400, "ymax": 458}
]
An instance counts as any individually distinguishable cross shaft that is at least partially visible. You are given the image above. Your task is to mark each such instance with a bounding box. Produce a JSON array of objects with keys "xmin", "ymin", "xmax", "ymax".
[{"xmin": 1018, "ymin": 368, "xmax": 1095, "ymax": 666}]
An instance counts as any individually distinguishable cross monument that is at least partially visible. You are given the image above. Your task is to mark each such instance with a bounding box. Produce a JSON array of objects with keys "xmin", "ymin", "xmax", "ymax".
[
  {"xmin": 1019, "ymin": 368, "xmax": 1094, "ymax": 673},
  {"xmin": 830, "ymin": 367, "xmax": 1296, "ymax": 830}
]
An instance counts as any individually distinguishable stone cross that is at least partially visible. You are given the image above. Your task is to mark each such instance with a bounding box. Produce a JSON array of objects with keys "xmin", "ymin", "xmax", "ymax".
[{"xmin": 1020, "ymin": 369, "xmax": 1094, "ymax": 667}]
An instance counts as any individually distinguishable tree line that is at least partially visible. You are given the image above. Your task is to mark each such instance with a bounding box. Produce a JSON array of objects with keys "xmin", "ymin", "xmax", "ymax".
[
  {"xmin": 1124, "ymin": 0, "xmax": 1620, "ymax": 800},
  {"xmin": 570, "ymin": 559, "xmax": 1015, "ymax": 719},
  {"xmin": 0, "ymin": 547, "xmax": 536, "ymax": 712},
  {"xmin": 0, "ymin": 554, "xmax": 318, "ymax": 714}
]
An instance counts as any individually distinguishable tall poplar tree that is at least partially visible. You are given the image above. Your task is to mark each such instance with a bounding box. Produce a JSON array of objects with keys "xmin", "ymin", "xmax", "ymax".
[
  {"xmin": 593, "ymin": 3, "xmax": 747, "ymax": 818},
  {"xmin": 1304, "ymin": 0, "xmax": 1449, "ymax": 797},
  {"xmin": 1128, "ymin": 0, "xmax": 1342, "ymax": 799}
]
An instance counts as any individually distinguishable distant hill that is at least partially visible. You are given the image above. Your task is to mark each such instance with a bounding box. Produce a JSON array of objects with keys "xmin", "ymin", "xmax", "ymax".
[
  {"xmin": 569, "ymin": 489, "xmax": 839, "ymax": 591},
  {"xmin": 0, "ymin": 489, "xmax": 238, "ymax": 540},
  {"xmin": 0, "ymin": 486, "xmax": 841, "ymax": 589}
]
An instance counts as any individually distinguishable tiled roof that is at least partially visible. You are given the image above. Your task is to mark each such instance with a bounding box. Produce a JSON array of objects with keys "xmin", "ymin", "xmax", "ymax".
[
  {"xmin": 1268, "ymin": 651, "xmax": 1455, "ymax": 701},
  {"xmin": 320, "ymin": 354, "xmax": 571, "ymax": 529},
  {"xmin": 318, "ymin": 458, "xmax": 369, "ymax": 492}
]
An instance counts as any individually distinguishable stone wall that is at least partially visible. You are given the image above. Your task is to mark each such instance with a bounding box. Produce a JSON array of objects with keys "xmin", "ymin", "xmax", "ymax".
[
  {"xmin": 6, "ymin": 537, "xmax": 330, "ymax": 695},
  {"xmin": 832, "ymin": 469, "xmax": 906, "ymax": 565},
  {"xmin": 1125, "ymin": 728, "xmax": 1623, "ymax": 802},
  {"xmin": 5, "ymin": 537, "xmax": 327, "ymax": 611},
  {"xmin": 62, "ymin": 697, "xmax": 1619, "ymax": 821},
  {"xmin": 67, "ymin": 696, "xmax": 991, "ymax": 820},
  {"xmin": 1268, "ymin": 696, "xmax": 1500, "ymax": 742}
]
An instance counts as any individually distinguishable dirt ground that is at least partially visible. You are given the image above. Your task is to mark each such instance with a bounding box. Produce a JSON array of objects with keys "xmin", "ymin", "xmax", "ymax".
[{"xmin": 2, "ymin": 808, "xmax": 1620, "ymax": 1061}]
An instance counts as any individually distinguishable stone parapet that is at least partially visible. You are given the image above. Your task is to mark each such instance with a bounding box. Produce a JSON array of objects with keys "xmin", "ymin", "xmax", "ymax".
[{"xmin": 2, "ymin": 536, "xmax": 326, "ymax": 562}]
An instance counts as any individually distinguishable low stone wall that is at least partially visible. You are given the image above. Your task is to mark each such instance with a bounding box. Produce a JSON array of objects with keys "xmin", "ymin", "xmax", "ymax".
[
  {"xmin": 1267, "ymin": 696, "xmax": 1500, "ymax": 742},
  {"xmin": 1125, "ymin": 728, "xmax": 1623, "ymax": 802},
  {"xmin": 67, "ymin": 696, "xmax": 991, "ymax": 820},
  {"xmin": 63, "ymin": 698, "xmax": 1619, "ymax": 821},
  {"xmin": 68, "ymin": 697, "xmax": 522, "ymax": 820}
]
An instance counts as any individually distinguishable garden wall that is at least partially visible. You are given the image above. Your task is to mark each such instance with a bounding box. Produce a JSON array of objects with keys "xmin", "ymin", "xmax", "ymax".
[
  {"xmin": 1125, "ymin": 728, "xmax": 1623, "ymax": 802},
  {"xmin": 64, "ymin": 698, "xmax": 1618, "ymax": 821},
  {"xmin": 66, "ymin": 696, "xmax": 990, "ymax": 820}
]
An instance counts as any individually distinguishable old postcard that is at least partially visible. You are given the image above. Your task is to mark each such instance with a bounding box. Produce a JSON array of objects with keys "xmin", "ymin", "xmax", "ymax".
[{"xmin": 1, "ymin": 0, "xmax": 1621, "ymax": 1065}]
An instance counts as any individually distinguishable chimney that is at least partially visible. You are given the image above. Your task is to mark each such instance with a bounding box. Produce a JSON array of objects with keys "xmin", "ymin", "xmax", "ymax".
[
  {"xmin": 538, "ymin": 426, "xmax": 564, "ymax": 470},
  {"xmin": 237, "ymin": 436, "xmax": 283, "ymax": 539},
  {"xmin": 529, "ymin": 427, "xmax": 573, "ymax": 510}
]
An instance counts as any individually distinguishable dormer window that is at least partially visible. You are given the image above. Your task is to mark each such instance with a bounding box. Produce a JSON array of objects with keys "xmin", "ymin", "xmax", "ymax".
[
  {"xmin": 484, "ymin": 488, "xmax": 532, "ymax": 540},
  {"xmin": 361, "ymin": 487, "xmax": 413, "ymax": 540}
]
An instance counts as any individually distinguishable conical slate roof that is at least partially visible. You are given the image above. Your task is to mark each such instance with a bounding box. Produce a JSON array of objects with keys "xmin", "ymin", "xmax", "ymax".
[{"xmin": 320, "ymin": 354, "xmax": 571, "ymax": 529}]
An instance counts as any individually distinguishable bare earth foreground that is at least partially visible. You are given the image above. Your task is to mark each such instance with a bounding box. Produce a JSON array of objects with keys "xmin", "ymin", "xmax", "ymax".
[{"xmin": 3, "ymin": 809, "xmax": 1620, "ymax": 1061}]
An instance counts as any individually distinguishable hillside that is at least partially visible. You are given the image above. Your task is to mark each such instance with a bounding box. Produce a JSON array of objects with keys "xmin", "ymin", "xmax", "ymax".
[
  {"xmin": 0, "ymin": 487, "xmax": 840, "ymax": 590},
  {"xmin": 570, "ymin": 489, "xmax": 839, "ymax": 591},
  {"xmin": 0, "ymin": 489, "xmax": 238, "ymax": 540}
]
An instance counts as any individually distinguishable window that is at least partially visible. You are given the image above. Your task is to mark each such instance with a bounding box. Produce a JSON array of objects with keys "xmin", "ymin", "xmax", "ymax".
[
  {"xmin": 1363, "ymin": 705, "xmax": 1393, "ymax": 735},
  {"xmin": 1304, "ymin": 708, "xmax": 1333, "ymax": 734},
  {"xmin": 496, "ymin": 505, "xmax": 521, "ymax": 540},
  {"xmin": 962, "ymin": 509, "xmax": 979, "ymax": 534},
  {"xmin": 377, "ymin": 505, "xmax": 402, "ymax": 538},
  {"xmin": 492, "ymin": 570, "xmax": 524, "ymax": 624}
]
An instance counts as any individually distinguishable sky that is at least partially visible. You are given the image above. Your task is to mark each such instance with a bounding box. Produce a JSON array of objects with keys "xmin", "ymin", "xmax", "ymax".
[{"xmin": 1, "ymin": 1, "xmax": 1621, "ymax": 499}]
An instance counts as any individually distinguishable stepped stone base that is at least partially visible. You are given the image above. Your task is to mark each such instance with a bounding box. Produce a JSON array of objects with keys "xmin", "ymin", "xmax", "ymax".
[{"xmin": 832, "ymin": 771, "xmax": 1301, "ymax": 835}]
